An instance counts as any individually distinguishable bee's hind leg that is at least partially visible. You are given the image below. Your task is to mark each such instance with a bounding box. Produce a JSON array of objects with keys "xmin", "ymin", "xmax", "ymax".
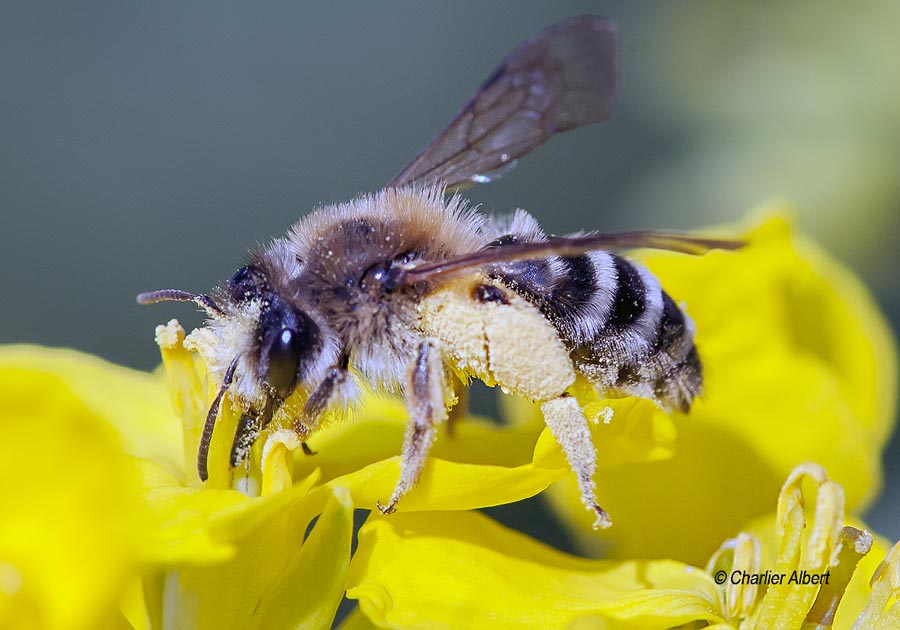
[
  {"xmin": 540, "ymin": 393, "xmax": 612, "ymax": 529},
  {"xmin": 378, "ymin": 339, "xmax": 452, "ymax": 514}
]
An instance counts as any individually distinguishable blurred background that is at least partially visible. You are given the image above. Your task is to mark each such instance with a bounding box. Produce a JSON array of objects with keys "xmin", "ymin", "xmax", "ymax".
[{"xmin": 2, "ymin": 2, "xmax": 898, "ymax": 541}]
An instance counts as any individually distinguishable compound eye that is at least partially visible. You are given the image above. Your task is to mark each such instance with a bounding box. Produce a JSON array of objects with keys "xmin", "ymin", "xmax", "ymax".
[
  {"xmin": 229, "ymin": 265, "xmax": 263, "ymax": 303},
  {"xmin": 266, "ymin": 328, "xmax": 300, "ymax": 399}
]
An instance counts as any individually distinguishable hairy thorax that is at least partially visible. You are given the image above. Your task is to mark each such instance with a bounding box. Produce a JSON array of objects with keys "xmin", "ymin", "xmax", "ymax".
[{"xmin": 286, "ymin": 186, "xmax": 486, "ymax": 386}]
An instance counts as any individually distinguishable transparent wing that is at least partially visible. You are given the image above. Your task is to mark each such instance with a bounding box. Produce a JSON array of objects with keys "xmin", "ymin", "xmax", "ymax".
[
  {"xmin": 388, "ymin": 15, "xmax": 618, "ymax": 191},
  {"xmin": 399, "ymin": 232, "xmax": 744, "ymax": 285}
]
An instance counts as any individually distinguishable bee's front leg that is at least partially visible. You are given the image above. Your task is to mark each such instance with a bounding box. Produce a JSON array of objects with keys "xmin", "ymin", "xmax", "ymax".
[
  {"xmin": 296, "ymin": 351, "xmax": 356, "ymax": 434},
  {"xmin": 229, "ymin": 414, "xmax": 263, "ymax": 468},
  {"xmin": 229, "ymin": 395, "xmax": 277, "ymax": 468},
  {"xmin": 303, "ymin": 363, "xmax": 352, "ymax": 424},
  {"xmin": 378, "ymin": 339, "xmax": 452, "ymax": 514}
]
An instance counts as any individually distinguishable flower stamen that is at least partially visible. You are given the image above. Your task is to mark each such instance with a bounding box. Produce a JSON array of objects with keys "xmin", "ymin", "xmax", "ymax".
[
  {"xmin": 155, "ymin": 319, "xmax": 206, "ymax": 485},
  {"xmin": 852, "ymin": 541, "xmax": 900, "ymax": 629},
  {"xmin": 706, "ymin": 532, "xmax": 762, "ymax": 623},
  {"xmin": 805, "ymin": 526, "xmax": 872, "ymax": 628},
  {"xmin": 756, "ymin": 463, "xmax": 847, "ymax": 629}
]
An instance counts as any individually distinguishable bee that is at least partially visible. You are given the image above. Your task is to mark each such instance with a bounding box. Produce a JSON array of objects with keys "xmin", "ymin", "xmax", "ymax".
[{"xmin": 138, "ymin": 15, "xmax": 740, "ymax": 528}]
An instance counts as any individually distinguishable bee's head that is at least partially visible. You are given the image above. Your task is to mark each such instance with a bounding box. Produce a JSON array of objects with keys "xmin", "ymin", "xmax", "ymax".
[
  {"xmin": 225, "ymin": 264, "xmax": 326, "ymax": 401},
  {"xmin": 138, "ymin": 246, "xmax": 338, "ymax": 481}
]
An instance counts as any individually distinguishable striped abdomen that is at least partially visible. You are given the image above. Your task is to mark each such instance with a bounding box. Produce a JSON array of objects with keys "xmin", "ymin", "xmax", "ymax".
[{"xmin": 486, "ymin": 215, "xmax": 701, "ymax": 412}]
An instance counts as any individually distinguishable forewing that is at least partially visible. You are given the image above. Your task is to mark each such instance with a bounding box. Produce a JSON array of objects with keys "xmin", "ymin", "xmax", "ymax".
[
  {"xmin": 388, "ymin": 15, "xmax": 618, "ymax": 191},
  {"xmin": 400, "ymin": 232, "xmax": 744, "ymax": 285}
]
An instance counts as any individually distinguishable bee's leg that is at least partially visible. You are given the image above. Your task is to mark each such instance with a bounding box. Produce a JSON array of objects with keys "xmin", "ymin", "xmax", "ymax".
[
  {"xmin": 378, "ymin": 339, "xmax": 451, "ymax": 514},
  {"xmin": 229, "ymin": 414, "xmax": 263, "ymax": 468},
  {"xmin": 229, "ymin": 398, "xmax": 276, "ymax": 468},
  {"xmin": 300, "ymin": 442, "xmax": 317, "ymax": 456},
  {"xmin": 300, "ymin": 354, "xmax": 354, "ymax": 436},
  {"xmin": 540, "ymin": 393, "xmax": 612, "ymax": 529},
  {"xmin": 303, "ymin": 367, "xmax": 349, "ymax": 419}
]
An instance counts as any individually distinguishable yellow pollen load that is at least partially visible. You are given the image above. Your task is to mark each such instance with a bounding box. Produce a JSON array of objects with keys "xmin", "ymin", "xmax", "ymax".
[{"xmin": 419, "ymin": 276, "xmax": 575, "ymax": 401}]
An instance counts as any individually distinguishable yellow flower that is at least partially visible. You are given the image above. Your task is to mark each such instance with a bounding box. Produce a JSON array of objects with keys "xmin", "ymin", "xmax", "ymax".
[
  {"xmin": 345, "ymin": 463, "xmax": 899, "ymax": 630},
  {"xmin": 132, "ymin": 301, "xmax": 721, "ymax": 629},
  {"xmin": 143, "ymin": 318, "xmax": 694, "ymax": 627},
  {"xmin": 0, "ymin": 341, "xmax": 357, "ymax": 629},
  {"xmin": 131, "ymin": 318, "xmax": 600, "ymax": 629},
  {"xmin": 0, "ymin": 319, "xmax": 605, "ymax": 629},
  {"xmin": 2, "ymin": 204, "xmax": 894, "ymax": 628},
  {"xmin": 0, "ymin": 350, "xmax": 152, "ymax": 630},
  {"xmin": 541, "ymin": 206, "xmax": 897, "ymax": 565}
]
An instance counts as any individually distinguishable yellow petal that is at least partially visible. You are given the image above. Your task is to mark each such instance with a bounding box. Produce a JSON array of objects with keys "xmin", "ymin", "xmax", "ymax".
[
  {"xmin": 318, "ymin": 452, "xmax": 564, "ymax": 515},
  {"xmin": 156, "ymin": 320, "xmax": 243, "ymax": 489},
  {"xmin": 153, "ymin": 486, "xmax": 353, "ymax": 630},
  {"xmin": 293, "ymin": 396, "xmax": 566, "ymax": 513},
  {"xmin": 252, "ymin": 487, "xmax": 354, "ymax": 630},
  {"xmin": 347, "ymin": 510, "xmax": 724, "ymax": 629},
  {"xmin": 260, "ymin": 429, "xmax": 302, "ymax": 496},
  {"xmin": 0, "ymin": 345, "xmax": 182, "ymax": 476},
  {"xmin": 155, "ymin": 320, "xmax": 206, "ymax": 483},
  {"xmin": 336, "ymin": 607, "xmax": 379, "ymax": 630},
  {"xmin": 134, "ymin": 458, "xmax": 248, "ymax": 565},
  {"xmin": 503, "ymin": 379, "xmax": 678, "ymax": 468},
  {"xmin": 531, "ymin": 387, "xmax": 678, "ymax": 471},
  {"xmin": 0, "ymin": 365, "xmax": 147, "ymax": 630},
  {"xmin": 647, "ymin": 212, "xmax": 895, "ymax": 509},
  {"xmin": 136, "ymin": 445, "xmax": 318, "ymax": 567},
  {"xmin": 295, "ymin": 395, "xmax": 541, "ymax": 476},
  {"xmin": 118, "ymin": 578, "xmax": 152, "ymax": 630},
  {"xmin": 546, "ymin": 209, "xmax": 897, "ymax": 565},
  {"xmin": 292, "ymin": 389, "xmax": 674, "ymax": 517}
]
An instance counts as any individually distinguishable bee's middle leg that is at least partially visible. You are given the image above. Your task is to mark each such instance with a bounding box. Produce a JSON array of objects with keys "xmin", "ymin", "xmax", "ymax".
[{"xmin": 378, "ymin": 339, "xmax": 451, "ymax": 514}]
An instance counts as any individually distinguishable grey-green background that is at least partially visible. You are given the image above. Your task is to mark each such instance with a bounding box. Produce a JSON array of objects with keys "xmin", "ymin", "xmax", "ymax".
[{"xmin": 3, "ymin": 2, "xmax": 898, "ymax": 543}]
